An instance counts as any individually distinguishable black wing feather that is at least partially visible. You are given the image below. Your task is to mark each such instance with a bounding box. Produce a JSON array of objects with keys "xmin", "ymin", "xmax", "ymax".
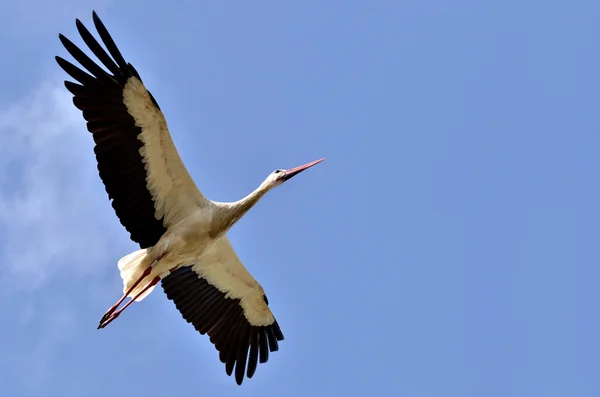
[
  {"xmin": 75, "ymin": 19, "xmax": 124, "ymax": 79},
  {"xmin": 161, "ymin": 266, "xmax": 284, "ymax": 385},
  {"xmin": 91, "ymin": 11, "xmax": 129, "ymax": 71},
  {"xmin": 56, "ymin": 11, "xmax": 167, "ymax": 248}
]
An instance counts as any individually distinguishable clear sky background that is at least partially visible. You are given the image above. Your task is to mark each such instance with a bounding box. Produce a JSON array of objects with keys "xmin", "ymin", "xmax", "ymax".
[{"xmin": 0, "ymin": 1, "xmax": 599, "ymax": 396}]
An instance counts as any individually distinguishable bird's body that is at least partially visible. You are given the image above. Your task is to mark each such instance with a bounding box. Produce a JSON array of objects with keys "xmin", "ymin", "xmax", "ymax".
[
  {"xmin": 55, "ymin": 11, "xmax": 323, "ymax": 385},
  {"xmin": 121, "ymin": 185, "xmax": 270, "ymax": 305}
]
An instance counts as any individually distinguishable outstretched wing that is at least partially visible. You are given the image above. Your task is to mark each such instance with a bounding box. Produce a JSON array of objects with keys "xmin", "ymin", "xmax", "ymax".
[
  {"xmin": 56, "ymin": 11, "xmax": 206, "ymax": 248},
  {"xmin": 161, "ymin": 236, "xmax": 284, "ymax": 385}
]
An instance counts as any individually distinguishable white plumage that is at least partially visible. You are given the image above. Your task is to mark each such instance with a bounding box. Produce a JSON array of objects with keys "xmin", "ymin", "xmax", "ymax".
[{"xmin": 55, "ymin": 11, "xmax": 323, "ymax": 385}]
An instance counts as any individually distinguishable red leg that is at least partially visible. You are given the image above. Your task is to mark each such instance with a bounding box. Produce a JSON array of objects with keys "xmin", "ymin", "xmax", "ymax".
[
  {"xmin": 98, "ymin": 265, "xmax": 154, "ymax": 325},
  {"xmin": 98, "ymin": 276, "xmax": 161, "ymax": 329},
  {"xmin": 98, "ymin": 253, "xmax": 166, "ymax": 325}
]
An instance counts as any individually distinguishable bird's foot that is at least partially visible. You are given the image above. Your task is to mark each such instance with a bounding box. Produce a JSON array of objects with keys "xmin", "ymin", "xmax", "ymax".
[
  {"xmin": 98, "ymin": 303, "xmax": 119, "ymax": 325},
  {"xmin": 98, "ymin": 311, "xmax": 120, "ymax": 329},
  {"xmin": 96, "ymin": 276, "xmax": 160, "ymax": 330}
]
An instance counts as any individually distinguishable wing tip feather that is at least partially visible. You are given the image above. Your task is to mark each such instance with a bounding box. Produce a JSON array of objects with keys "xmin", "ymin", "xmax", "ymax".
[{"xmin": 161, "ymin": 266, "xmax": 284, "ymax": 386}]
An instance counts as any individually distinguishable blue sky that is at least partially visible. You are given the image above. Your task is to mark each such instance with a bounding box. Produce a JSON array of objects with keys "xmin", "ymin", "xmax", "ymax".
[{"xmin": 1, "ymin": 0, "xmax": 599, "ymax": 396}]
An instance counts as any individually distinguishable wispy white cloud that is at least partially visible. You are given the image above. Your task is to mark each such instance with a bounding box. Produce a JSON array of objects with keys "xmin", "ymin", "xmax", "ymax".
[
  {"xmin": 0, "ymin": 80, "xmax": 138, "ymax": 394},
  {"xmin": 0, "ymin": 81, "xmax": 128, "ymax": 292}
]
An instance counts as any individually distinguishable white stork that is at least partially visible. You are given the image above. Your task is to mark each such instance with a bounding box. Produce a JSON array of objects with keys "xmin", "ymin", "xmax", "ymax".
[{"xmin": 55, "ymin": 11, "xmax": 323, "ymax": 385}]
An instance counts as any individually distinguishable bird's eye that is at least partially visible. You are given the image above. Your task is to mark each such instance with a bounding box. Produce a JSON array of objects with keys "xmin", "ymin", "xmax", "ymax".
[{"xmin": 273, "ymin": 169, "xmax": 283, "ymax": 174}]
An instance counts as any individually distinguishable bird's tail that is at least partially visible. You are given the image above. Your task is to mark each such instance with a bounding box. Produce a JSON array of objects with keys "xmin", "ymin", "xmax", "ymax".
[{"xmin": 117, "ymin": 249, "xmax": 157, "ymax": 302}]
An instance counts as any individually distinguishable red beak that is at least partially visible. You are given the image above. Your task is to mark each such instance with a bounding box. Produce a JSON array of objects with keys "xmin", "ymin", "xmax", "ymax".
[{"xmin": 282, "ymin": 158, "xmax": 325, "ymax": 181}]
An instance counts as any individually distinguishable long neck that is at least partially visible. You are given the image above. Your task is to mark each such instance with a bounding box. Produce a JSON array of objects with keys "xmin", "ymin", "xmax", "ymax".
[{"xmin": 211, "ymin": 183, "xmax": 270, "ymax": 237}]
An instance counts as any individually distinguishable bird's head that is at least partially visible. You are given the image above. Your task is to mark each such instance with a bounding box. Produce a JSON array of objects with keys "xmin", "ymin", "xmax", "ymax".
[{"xmin": 263, "ymin": 158, "xmax": 325, "ymax": 190}]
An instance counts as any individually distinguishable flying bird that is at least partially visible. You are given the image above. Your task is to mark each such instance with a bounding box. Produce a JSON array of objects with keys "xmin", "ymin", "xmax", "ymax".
[{"xmin": 55, "ymin": 11, "xmax": 323, "ymax": 385}]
